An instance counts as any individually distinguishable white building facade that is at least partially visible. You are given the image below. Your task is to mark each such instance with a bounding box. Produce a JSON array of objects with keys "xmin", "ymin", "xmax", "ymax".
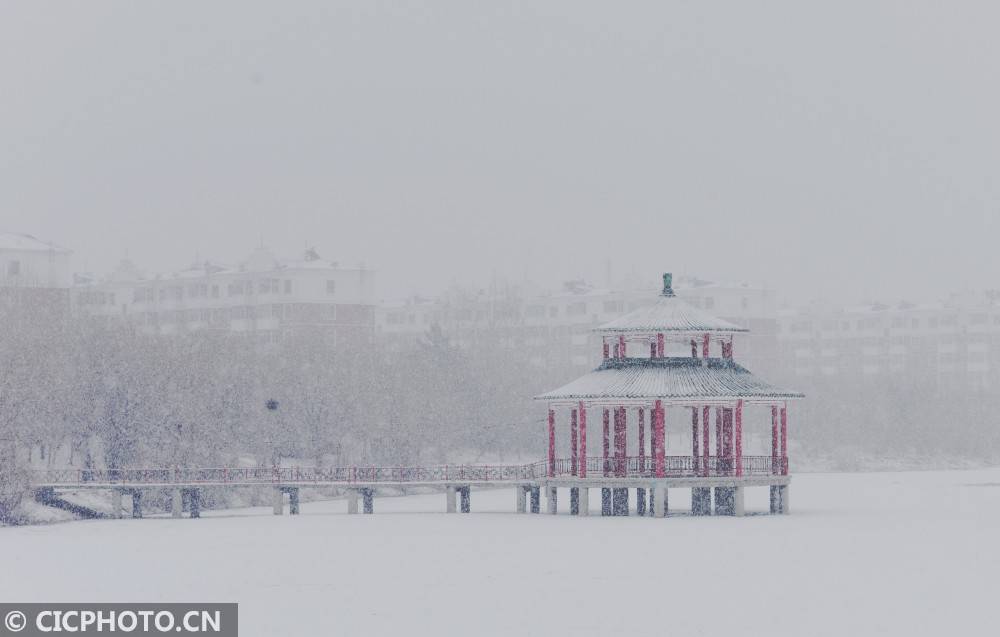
[
  {"xmin": 777, "ymin": 293, "xmax": 1000, "ymax": 392},
  {"xmin": 377, "ymin": 276, "xmax": 779, "ymax": 375},
  {"xmin": 74, "ymin": 247, "xmax": 376, "ymax": 343},
  {"xmin": 0, "ymin": 233, "xmax": 73, "ymax": 325}
]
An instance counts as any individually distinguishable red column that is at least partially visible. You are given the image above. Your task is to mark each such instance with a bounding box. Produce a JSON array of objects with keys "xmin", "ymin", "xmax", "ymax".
[
  {"xmin": 614, "ymin": 407, "xmax": 627, "ymax": 477},
  {"xmin": 548, "ymin": 408, "xmax": 556, "ymax": 477},
  {"xmin": 638, "ymin": 408, "xmax": 646, "ymax": 472},
  {"xmin": 702, "ymin": 406, "xmax": 710, "ymax": 477},
  {"xmin": 702, "ymin": 333, "xmax": 710, "ymax": 358},
  {"xmin": 735, "ymin": 399, "xmax": 743, "ymax": 477},
  {"xmin": 690, "ymin": 340, "xmax": 697, "ymax": 358},
  {"xmin": 602, "ymin": 408, "xmax": 610, "ymax": 477},
  {"xmin": 653, "ymin": 400, "xmax": 665, "ymax": 478},
  {"xmin": 619, "ymin": 334, "xmax": 626, "ymax": 359},
  {"xmin": 570, "ymin": 408, "xmax": 579, "ymax": 476},
  {"xmin": 780, "ymin": 405, "xmax": 788, "ymax": 475},
  {"xmin": 771, "ymin": 405, "xmax": 779, "ymax": 475},
  {"xmin": 657, "ymin": 333, "xmax": 665, "ymax": 357},
  {"xmin": 722, "ymin": 408, "xmax": 733, "ymax": 473},
  {"xmin": 579, "ymin": 402, "xmax": 587, "ymax": 478},
  {"xmin": 691, "ymin": 407, "xmax": 699, "ymax": 474},
  {"xmin": 715, "ymin": 408, "xmax": 722, "ymax": 458},
  {"xmin": 603, "ymin": 341, "xmax": 609, "ymax": 360}
]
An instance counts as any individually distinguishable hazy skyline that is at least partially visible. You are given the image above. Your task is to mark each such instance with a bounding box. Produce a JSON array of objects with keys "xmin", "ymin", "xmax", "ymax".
[{"xmin": 3, "ymin": 2, "xmax": 998, "ymax": 304}]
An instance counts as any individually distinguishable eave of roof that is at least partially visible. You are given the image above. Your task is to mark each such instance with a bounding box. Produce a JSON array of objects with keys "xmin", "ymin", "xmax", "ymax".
[{"xmin": 535, "ymin": 357, "xmax": 803, "ymax": 402}]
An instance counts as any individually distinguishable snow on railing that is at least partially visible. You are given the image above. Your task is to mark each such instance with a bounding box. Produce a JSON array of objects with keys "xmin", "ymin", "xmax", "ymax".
[{"xmin": 30, "ymin": 456, "xmax": 782, "ymax": 486}]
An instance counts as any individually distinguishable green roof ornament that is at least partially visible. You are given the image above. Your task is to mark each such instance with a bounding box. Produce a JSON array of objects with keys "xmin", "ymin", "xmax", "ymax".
[{"xmin": 662, "ymin": 272, "xmax": 675, "ymax": 297}]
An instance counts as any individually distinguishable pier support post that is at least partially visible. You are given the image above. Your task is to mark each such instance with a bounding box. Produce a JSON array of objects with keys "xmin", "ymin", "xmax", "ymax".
[
  {"xmin": 601, "ymin": 488, "xmax": 612, "ymax": 516},
  {"xmin": 171, "ymin": 489, "xmax": 183, "ymax": 518},
  {"xmin": 516, "ymin": 486, "xmax": 527, "ymax": 513},
  {"xmin": 777, "ymin": 485, "xmax": 790, "ymax": 514},
  {"xmin": 578, "ymin": 487, "xmax": 589, "ymax": 516},
  {"xmin": 189, "ymin": 489, "xmax": 201, "ymax": 518},
  {"xmin": 346, "ymin": 489, "xmax": 359, "ymax": 514},
  {"xmin": 361, "ymin": 488, "xmax": 374, "ymax": 514},
  {"xmin": 636, "ymin": 487, "xmax": 646, "ymax": 516},
  {"xmin": 446, "ymin": 486, "xmax": 457, "ymax": 513},
  {"xmin": 459, "ymin": 487, "xmax": 471, "ymax": 513},
  {"xmin": 530, "ymin": 486, "xmax": 540, "ymax": 513},
  {"xmin": 288, "ymin": 488, "xmax": 299, "ymax": 515},
  {"xmin": 733, "ymin": 486, "xmax": 745, "ymax": 517},
  {"xmin": 612, "ymin": 488, "xmax": 629, "ymax": 516},
  {"xmin": 650, "ymin": 486, "xmax": 667, "ymax": 517},
  {"xmin": 272, "ymin": 488, "xmax": 284, "ymax": 515},
  {"xmin": 130, "ymin": 491, "xmax": 143, "ymax": 519},
  {"xmin": 692, "ymin": 487, "xmax": 712, "ymax": 515},
  {"xmin": 111, "ymin": 490, "xmax": 122, "ymax": 519},
  {"xmin": 570, "ymin": 487, "xmax": 579, "ymax": 515},
  {"xmin": 714, "ymin": 487, "xmax": 735, "ymax": 516},
  {"xmin": 547, "ymin": 487, "xmax": 558, "ymax": 514},
  {"xmin": 649, "ymin": 486, "xmax": 668, "ymax": 517}
]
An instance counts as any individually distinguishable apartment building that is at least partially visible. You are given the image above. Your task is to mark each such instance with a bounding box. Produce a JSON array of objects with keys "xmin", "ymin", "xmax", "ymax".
[
  {"xmin": 776, "ymin": 292, "xmax": 1000, "ymax": 391},
  {"xmin": 74, "ymin": 247, "xmax": 376, "ymax": 343},
  {"xmin": 0, "ymin": 232, "xmax": 73, "ymax": 325},
  {"xmin": 377, "ymin": 276, "xmax": 779, "ymax": 375}
]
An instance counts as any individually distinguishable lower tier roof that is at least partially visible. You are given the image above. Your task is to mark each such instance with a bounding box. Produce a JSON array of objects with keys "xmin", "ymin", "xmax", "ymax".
[{"xmin": 535, "ymin": 357, "xmax": 804, "ymax": 403}]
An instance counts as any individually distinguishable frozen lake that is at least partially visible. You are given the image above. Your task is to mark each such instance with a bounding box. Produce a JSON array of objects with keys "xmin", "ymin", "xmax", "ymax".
[{"xmin": 2, "ymin": 469, "xmax": 998, "ymax": 637}]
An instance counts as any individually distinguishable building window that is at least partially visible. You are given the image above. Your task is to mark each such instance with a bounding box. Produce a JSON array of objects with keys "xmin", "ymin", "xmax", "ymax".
[
  {"xmin": 8, "ymin": 260, "xmax": 20, "ymax": 276},
  {"xmin": 566, "ymin": 302, "xmax": 587, "ymax": 317},
  {"xmin": 326, "ymin": 280, "xmax": 336, "ymax": 295}
]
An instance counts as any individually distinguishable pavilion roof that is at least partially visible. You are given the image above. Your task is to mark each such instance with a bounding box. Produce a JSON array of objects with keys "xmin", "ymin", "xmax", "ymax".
[
  {"xmin": 535, "ymin": 358, "xmax": 803, "ymax": 403},
  {"xmin": 595, "ymin": 293, "xmax": 748, "ymax": 335}
]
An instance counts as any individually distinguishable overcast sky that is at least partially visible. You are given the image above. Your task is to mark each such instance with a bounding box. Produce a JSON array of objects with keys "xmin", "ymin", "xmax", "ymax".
[{"xmin": 2, "ymin": 2, "xmax": 998, "ymax": 304}]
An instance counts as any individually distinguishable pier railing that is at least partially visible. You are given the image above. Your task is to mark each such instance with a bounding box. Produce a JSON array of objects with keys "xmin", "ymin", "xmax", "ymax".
[{"xmin": 32, "ymin": 455, "xmax": 784, "ymax": 487}]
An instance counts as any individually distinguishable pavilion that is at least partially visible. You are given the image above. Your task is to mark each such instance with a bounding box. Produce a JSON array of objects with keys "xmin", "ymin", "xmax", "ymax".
[{"xmin": 534, "ymin": 273, "xmax": 803, "ymax": 516}]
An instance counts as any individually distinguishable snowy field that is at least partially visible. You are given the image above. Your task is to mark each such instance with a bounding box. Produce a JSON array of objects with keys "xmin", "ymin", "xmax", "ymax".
[{"xmin": 2, "ymin": 469, "xmax": 998, "ymax": 637}]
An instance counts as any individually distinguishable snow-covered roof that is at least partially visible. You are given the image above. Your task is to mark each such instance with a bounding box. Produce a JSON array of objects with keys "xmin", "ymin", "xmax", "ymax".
[
  {"xmin": 535, "ymin": 358, "xmax": 803, "ymax": 403},
  {"xmin": 595, "ymin": 292, "xmax": 747, "ymax": 335},
  {"xmin": 0, "ymin": 232, "xmax": 71, "ymax": 253}
]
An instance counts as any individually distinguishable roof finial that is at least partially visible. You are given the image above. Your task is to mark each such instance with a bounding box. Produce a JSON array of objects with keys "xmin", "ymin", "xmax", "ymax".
[{"xmin": 661, "ymin": 272, "xmax": 674, "ymax": 297}]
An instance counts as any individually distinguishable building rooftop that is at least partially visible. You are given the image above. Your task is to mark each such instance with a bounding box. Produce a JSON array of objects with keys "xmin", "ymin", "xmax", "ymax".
[
  {"xmin": 595, "ymin": 274, "xmax": 748, "ymax": 335},
  {"xmin": 535, "ymin": 357, "xmax": 803, "ymax": 403},
  {"xmin": 0, "ymin": 232, "xmax": 71, "ymax": 254}
]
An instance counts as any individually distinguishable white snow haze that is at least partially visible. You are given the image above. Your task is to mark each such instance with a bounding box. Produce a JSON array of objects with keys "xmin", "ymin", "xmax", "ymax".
[{"xmin": 1, "ymin": 3, "xmax": 998, "ymax": 637}]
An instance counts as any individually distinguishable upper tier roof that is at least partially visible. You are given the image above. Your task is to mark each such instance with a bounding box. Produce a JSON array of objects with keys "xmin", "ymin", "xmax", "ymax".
[
  {"xmin": 535, "ymin": 357, "xmax": 803, "ymax": 403},
  {"xmin": 595, "ymin": 286, "xmax": 748, "ymax": 335},
  {"xmin": 0, "ymin": 232, "xmax": 71, "ymax": 253}
]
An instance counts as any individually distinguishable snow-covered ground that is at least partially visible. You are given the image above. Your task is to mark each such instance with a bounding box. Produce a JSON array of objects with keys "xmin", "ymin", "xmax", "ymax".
[{"xmin": 2, "ymin": 469, "xmax": 998, "ymax": 636}]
